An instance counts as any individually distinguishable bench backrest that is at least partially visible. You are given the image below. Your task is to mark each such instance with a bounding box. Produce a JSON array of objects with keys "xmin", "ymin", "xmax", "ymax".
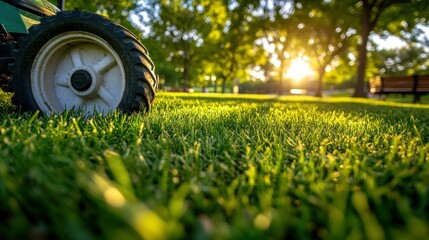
[
  {"xmin": 369, "ymin": 74, "xmax": 429, "ymax": 93},
  {"xmin": 417, "ymin": 75, "xmax": 429, "ymax": 92}
]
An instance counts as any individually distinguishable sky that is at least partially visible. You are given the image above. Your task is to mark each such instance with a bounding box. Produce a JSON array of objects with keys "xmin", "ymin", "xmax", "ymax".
[
  {"xmin": 373, "ymin": 35, "xmax": 407, "ymax": 49},
  {"xmin": 373, "ymin": 25, "xmax": 429, "ymax": 50}
]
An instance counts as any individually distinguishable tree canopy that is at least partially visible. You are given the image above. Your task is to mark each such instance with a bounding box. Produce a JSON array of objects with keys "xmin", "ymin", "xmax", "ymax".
[{"xmin": 59, "ymin": 0, "xmax": 429, "ymax": 96}]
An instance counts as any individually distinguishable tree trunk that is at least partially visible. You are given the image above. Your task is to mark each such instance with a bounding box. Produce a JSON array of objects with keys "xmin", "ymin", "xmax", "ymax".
[
  {"xmin": 221, "ymin": 56, "xmax": 235, "ymax": 94},
  {"xmin": 182, "ymin": 67, "xmax": 189, "ymax": 92},
  {"xmin": 353, "ymin": 1, "xmax": 371, "ymax": 98},
  {"xmin": 221, "ymin": 78, "xmax": 227, "ymax": 93},
  {"xmin": 315, "ymin": 66, "xmax": 326, "ymax": 97},
  {"xmin": 182, "ymin": 47, "xmax": 192, "ymax": 92},
  {"xmin": 278, "ymin": 57, "xmax": 285, "ymax": 96}
]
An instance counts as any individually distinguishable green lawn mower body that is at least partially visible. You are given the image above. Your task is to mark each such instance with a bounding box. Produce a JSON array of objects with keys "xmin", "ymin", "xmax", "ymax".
[
  {"xmin": 0, "ymin": 0, "xmax": 157, "ymax": 115},
  {"xmin": 0, "ymin": 0, "xmax": 60, "ymax": 34}
]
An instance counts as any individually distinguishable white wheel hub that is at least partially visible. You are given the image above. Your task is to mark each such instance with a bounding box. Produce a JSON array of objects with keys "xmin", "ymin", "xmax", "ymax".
[
  {"xmin": 31, "ymin": 31, "xmax": 126, "ymax": 114},
  {"xmin": 68, "ymin": 66, "xmax": 100, "ymax": 97}
]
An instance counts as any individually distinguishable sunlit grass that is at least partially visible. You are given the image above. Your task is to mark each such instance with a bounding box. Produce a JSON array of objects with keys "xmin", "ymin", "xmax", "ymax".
[{"xmin": 0, "ymin": 92, "xmax": 428, "ymax": 239}]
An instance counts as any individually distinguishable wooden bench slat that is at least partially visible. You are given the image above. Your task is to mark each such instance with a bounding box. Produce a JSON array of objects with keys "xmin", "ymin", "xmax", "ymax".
[
  {"xmin": 383, "ymin": 81, "xmax": 413, "ymax": 85},
  {"xmin": 369, "ymin": 75, "xmax": 429, "ymax": 102},
  {"xmin": 383, "ymin": 83, "xmax": 414, "ymax": 87},
  {"xmin": 417, "ymin": 82, "xmax": 429, "ymax": 86},
  {"xmin": 382, "ymin": 88, "xmax": 413, "ymax": 92},
  {"xmin": 416, "ymin": 88, "xmax": 429, "ymax": 92},
  {"xmin": 417, "ymin": 75, "xmax": 429, "ymax": 80}
]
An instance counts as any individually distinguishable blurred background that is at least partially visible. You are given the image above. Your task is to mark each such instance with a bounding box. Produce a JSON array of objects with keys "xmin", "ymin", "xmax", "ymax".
[{"xmin": 61, "ymin": 0, "xmax": 429, "ymax": 97}]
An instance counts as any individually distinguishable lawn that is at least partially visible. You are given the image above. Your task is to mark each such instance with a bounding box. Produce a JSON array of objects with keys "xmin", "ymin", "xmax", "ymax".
[{"xmin": 0, "ymin": 92, "xmax": 428, "ymax": 240}]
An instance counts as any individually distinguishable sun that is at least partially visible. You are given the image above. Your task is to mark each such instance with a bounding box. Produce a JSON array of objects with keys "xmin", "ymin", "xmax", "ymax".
[{"xmin": 285, "ymin": 58, "xmax": 314, "ymax": 81}]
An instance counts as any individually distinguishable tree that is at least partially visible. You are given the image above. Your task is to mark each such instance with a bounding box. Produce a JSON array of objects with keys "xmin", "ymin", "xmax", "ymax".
[
  {"xmin": 295, "ymin": 0, "xmax": 355, "ymax": 97},
  {"xmin": 135, "ymin": 0, "xmax": 268, "ymax": 93},
  {"xmin": 372, "ymin": 43, "xmax": 429, "ymax": 76},
  {"xmin": 324, "ymin": 61, "xmax": 357, "ymax": 90},
  {"xmin": 259, "ymin": 0, "xmax": 296, "ymax": 95},
  {"xmin": 353, "ymin": 0, "xmax": 429, "ymax": 97},
  {"xmin": 64, "ymin": 0, "xmax": 141, "ymax": 35},
  {"xmin": 211, "ymin": 0, "xmax": 263, "ymax": 93},
  {"xmin": 138, "ymin": 0, "xmax": 227, "ymax": 91}
]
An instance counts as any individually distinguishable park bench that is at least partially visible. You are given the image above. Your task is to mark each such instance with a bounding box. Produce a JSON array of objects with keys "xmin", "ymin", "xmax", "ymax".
[{"xmin": 369, "ymin": 74, "xmax": 429, "ymax": 103}]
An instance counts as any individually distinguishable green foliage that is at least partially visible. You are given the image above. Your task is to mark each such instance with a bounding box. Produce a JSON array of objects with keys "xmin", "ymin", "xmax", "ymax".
[
  {"xmin": 1, "ymin": 93, "xmax": 429, "ymax": 239},
  {"xmin": 294, "ymin": 0, "xmax": 358, "ymax": 96},
  {"xmin": 45, "ymin": 0, "xmax": 429, "ymax": 93},
  {"xmin": 63, "ymin": 0, "xmax": 141, "ymax": 36},
  {"xmin": 256, "ymin": 0, "xmax": 298, "ymax": 94},
  {"xmin": 139, "ymin": 0, "xmax": 231, "ymax": 89},
  {"xmin": 376, "ymin": 0, "xmax": 429, "ymax": 37},
  {"xmin": 352, "ymin": 0, "xmax": 429, "ymax": 97},
  {"xmin": 371, "ymin": 44, "xmax": 429, "ymax": 76},
  {"xmin": 324, "ymin": 57, "xmax": 357, "ymax": 89},
  {"xmin": 211, "ymin": 0, "xmax": 264, "ymax": 92},
  {"xmin": 137, "ymin": 0, "xmax": 268, "ymax": 92}
]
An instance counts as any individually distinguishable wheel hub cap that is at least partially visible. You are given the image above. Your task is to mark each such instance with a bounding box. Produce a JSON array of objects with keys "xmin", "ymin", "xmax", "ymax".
[
  {"xmin": 70, "ymin": 70, "xmax": 92, "ymax": 92},
  {"xmin": 30, "ymin": 31, "xmax": 126, "ymax": 115}
]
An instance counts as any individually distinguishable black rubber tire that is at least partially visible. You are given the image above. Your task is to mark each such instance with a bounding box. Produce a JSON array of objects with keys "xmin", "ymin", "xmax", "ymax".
[{"xmin": 10, "ymin": 10, "xmax": 157, "ymax": 114}]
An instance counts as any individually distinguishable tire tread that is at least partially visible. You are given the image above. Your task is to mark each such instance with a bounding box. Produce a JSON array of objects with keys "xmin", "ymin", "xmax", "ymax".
[{"xmin": 10, "ymin": 10, "xmax": 157, "ymax": 114}]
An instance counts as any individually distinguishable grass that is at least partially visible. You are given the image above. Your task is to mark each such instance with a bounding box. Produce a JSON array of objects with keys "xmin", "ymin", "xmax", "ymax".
[
  {"xmin": 369, "ymin": 93, "xmax": 429, "ymax": 104},
  {"xmin": 0, "ymin": 91, "xmax": 429, "ymax": 240}
]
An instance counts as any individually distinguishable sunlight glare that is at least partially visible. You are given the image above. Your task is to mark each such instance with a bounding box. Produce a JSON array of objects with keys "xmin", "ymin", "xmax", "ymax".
[{"xmin": 286, "ymin": 58, "xmax": 314, "ymax": 81}]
